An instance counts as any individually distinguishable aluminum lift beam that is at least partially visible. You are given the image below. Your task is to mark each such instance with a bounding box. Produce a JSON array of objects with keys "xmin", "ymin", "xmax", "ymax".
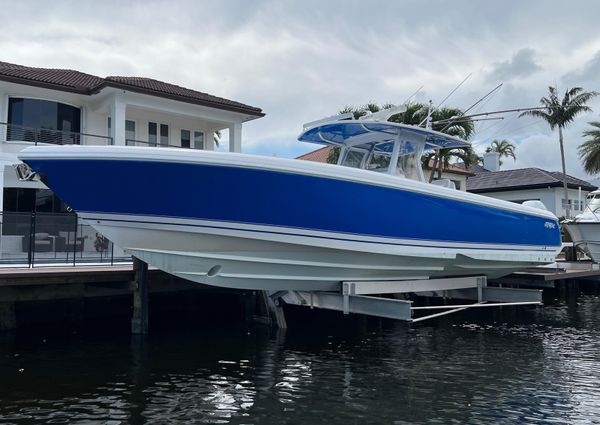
[{"xmin": 272, "ymin": 275, "xmax": 543, "ymax": 324}]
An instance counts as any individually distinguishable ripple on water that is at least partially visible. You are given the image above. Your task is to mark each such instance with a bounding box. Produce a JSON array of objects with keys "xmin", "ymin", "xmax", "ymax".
[{"xmin": 2, "ymin": 293, "xmax": 600, "ymax": 423}]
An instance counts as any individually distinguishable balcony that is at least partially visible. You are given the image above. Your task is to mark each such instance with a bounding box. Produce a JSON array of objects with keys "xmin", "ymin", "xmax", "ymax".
[
  {"xmin": 0, "ymin": 123, "xmax": 207, "ymax": 151},
  {"xmin": 1, "ymin": 122, "xmax": 113, "ymax": 146}
]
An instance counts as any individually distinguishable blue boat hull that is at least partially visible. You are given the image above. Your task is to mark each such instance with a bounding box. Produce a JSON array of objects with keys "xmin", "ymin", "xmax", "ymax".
[{"xmin": 19, "ymin": 147, "xmax": 562, "ymax": 289}]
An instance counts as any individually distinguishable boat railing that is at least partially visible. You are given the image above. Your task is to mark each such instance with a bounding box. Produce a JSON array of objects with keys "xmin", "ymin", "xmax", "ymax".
[{"xmin": 0, "ymin": 122, "xmax": 113, "ymax": 146}]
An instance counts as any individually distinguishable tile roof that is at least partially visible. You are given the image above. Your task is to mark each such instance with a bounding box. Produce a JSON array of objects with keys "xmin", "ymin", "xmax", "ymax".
[
  {"xmin": 296, "ymin": 146, "xmax": 334, "ymax": 163},
  {"xmin": 466, "ymin": 167, "xmax": 597, "ymax": 193},
  {"xmin": 0, "ymin": 61, "xmax": 263, "ymax": 116},
  {"xmin": 0, "ymin": 61, "xmax": 103, "ymax": 92},
  {"xmin": 103, "ymin": 76, "xmax": 263, "ymax": 115}
]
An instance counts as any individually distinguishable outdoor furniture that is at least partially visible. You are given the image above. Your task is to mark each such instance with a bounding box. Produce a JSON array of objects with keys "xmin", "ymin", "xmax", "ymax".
[
  {"xmin": 21, "ymin": 232, "xmax": 54, "ymax": 252},
  {"xmin": 56, "ymin": 231, "xmax": 85, "ymax": 252}
]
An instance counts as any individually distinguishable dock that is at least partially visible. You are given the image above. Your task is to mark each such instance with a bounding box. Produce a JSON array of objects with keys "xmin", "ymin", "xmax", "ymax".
[
  {"xmin": 1, "ymin": 260, "xmax": 600, "ymax": 332},
  {"xmin": 491, "ymin": 262, "xmax": 600, "ymax": 288},
  {"xmin": 0, "ymin": 262, "xmax": 248, "ymax": 332}
]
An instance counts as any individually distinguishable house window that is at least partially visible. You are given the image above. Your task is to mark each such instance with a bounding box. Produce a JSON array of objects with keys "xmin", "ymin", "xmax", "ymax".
[
  {"xmin": 7, "ymin": 98, "xmax": 81, "ymax": 144},
  {"xmin": 148, "ymin": 122, "xmax": 157, "ymax": 147},
  {"xmin": 125, "ymin": 120, "xmax": 135, "ymax": 144},
  {"xmin": 194, "ymin": 131, "xmax": 204, "ymax": 150},
  {"xmin": 181, "ymin": 130, "xmax": 191, "ymax": 148},
  {"xmin": 562, "ymin": 199, "xmax": 583, "ymax": 211},
  {"xmin": 160, "ymin": 124, "xmax": 169, "ymax": 147}
]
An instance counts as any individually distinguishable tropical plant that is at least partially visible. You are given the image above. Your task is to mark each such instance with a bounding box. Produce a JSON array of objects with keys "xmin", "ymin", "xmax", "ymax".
[
  {"xmin": 486, "ymin": 139, "xmax": 516, "ymax": 166},
  {"xmin": 327, "ymin": 103, "xmax": 395, "ymax": 163},
  {"xmin": 519, "ymin": 86, "xmax": 598, "ymax": 218},
  {"xmin": 390, "ymin": 103, "xmax": 475, "ymax": 181},
  {"xmin": 578, "ymin": 121, "xmax": 600, "ymax": 174}
]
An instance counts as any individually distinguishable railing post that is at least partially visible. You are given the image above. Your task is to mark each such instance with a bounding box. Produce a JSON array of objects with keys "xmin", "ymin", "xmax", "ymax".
[
  {"xmin": 29, "ymin": 212, "xmax": 36, "ymax": 267},
  {"xmin": 72, "ymin": 217, "xmax": 78, "ymax": 267}
]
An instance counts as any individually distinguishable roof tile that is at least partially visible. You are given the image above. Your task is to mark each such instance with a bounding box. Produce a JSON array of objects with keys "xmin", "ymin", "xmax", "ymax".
[
  {"xmin": 466, "ymin": 167, "xmax": 597, "ymax": 192},
  {"xmin": 0, "ymin": 61, "xmax": 263, "ymax": 116}
]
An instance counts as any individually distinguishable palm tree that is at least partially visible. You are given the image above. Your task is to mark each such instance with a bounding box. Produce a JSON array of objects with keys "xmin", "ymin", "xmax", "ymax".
[
  {"xmin": 403, "ymin": 105, "xmax": 475, "ymax": 181},
  {"xmin": 519, "ymin": 86, "xmax": 598, "ymax": 218},
  {"xmin": 486, "ymin": 139, "xmax": 516, "ymax": 166},
  {"xmin": 578, "ymin": 121, "xmax": 600, "ymax": 174},
  {"xmin": 327, "ymin": 103, "xmax": 394, "ymax": 163}
]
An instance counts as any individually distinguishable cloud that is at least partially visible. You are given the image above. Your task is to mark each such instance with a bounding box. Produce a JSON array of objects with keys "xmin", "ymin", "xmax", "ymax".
[
  {"xmin": 1, "ymin": 0, "xmax": 600, "ymax": 176},
  {"xmin": 486, "ymin": 49, "xmax": 542, "ymax": 82},
  {"xmin": 500, "ymin": 124, "xmax": 593, "ymax": 182},
  {"xmin": 562, "ymin": 51, "xmax": 600, "ymax": 87}
]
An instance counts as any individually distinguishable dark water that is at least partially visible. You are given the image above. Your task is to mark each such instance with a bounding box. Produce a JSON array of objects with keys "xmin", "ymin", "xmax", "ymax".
[{"xmin": 1, "ymin": 288, "xmax": 600, "ymax": 424}]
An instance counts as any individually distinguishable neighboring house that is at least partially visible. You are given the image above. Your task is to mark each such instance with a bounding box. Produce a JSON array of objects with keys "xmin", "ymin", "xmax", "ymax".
[
  {"xmin": 0, "ymin": 60, "xmax": 264, "ymax": 213},
  {"xmin": 0, "ymin": 60, "xmax": 264, "ymax": 263},
  {"xmin": 296, "ymin": 146, "xmax": 474, "ymax": 191},
  {"xmin": 464, "ymin": 152, "xmax": 597, "ymax": 217}
]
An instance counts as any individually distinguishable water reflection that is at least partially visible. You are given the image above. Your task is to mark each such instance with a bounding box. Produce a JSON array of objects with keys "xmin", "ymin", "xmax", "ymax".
[{"xmin": 1, "ymin": 290, "xmax": 600, "ymax": 424}]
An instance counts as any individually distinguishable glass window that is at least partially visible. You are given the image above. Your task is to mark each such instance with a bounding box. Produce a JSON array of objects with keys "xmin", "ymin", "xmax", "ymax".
[
  {"xmin": 181, "ymin": 130, "xmax": 191, "ymax": 148},
  {"xmin": 160, "ymin": 124, "xmax": 169, "ymax": 147},
  {"xmin": 125, "ymin": 120, "xmax": 135, "ymax": 144},
  {"xmin": 396, "ymin": 140, "xmax": 424, "ymax": 181},
  {"xmin": 148, "ymin": 122, "xmax": 157, "ymax": 147},
  {"xmin": 7, "ymin": 98, "xmax": 81, "ymax": 144},
  {"xmin": 194, "ymin": 131, "xmax": 204, "ymax": 150},
  {"xmin": 367, "ymin": 152, "xmax": 391, "ymax": 172},
  {"xmin": 341, "ymin": 149, "xmax": 366, "ymax": 168}
]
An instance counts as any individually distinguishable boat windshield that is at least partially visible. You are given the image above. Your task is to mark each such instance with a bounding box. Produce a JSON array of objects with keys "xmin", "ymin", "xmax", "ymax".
[
  {"xmin": 339, "ymin": 139, "xmax": 425, "ymax": 181},
  {"xmin": 396, "ymin": 140, "xmax": 423, "ymax": 180}
]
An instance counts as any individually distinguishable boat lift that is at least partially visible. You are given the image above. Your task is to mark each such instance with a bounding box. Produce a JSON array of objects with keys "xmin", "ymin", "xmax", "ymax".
[{"xmin": 267, "ymin": 275, "xmax": 542, "ymax": 326}]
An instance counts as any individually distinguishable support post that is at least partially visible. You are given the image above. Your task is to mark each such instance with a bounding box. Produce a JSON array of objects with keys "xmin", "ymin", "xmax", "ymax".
[
  {"xmin": 228, "ymin": 121, "xmax": 242, "ymax": 153},
  {"xmin": 110, "ymin": 96, "xmax": 126, "ymax": 146},
  {"xmin": 263, "ymin": 291, "xmax": 287, "ymax": 329},
  {"xmin": 0, "ymin": 302, "xmax": 16, "ymax": 331},
  {"xmin": 131, "ymin": 257, "xmax": 149, "ymax": 334}
]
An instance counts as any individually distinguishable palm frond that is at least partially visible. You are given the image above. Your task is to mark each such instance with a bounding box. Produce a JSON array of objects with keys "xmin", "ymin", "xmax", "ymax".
[{"xmin": 579, "ymin": 121, "xmax": 600, "ymax": 174}]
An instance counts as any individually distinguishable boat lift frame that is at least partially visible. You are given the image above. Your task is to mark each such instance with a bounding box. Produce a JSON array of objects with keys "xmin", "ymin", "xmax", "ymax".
[{"xmin": 269, "ymin": 275, "xmax": 542, "ymax": 325}]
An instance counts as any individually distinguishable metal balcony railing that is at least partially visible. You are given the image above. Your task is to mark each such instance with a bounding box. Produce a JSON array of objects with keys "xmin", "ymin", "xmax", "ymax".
[
  {"xmin": 125, "ymin": 138, "xmax": 198, "ymax": 149},
  {"xmin": 1, "ymin": 122, "xmax": 113, "ymax": 146}
]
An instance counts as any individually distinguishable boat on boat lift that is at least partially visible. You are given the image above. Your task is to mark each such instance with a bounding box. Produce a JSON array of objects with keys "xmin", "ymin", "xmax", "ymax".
[
  {"xmin": 563, "ymin": 189, "xmax": 600, "ymax": 262},
  {"xmin": 17, "ymin": 111, "xmax": 562, "ymax": 290}
]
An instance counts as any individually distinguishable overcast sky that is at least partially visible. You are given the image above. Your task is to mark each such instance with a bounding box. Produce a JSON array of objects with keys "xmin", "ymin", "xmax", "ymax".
[{"xmin": 2, "ymin": 0, "xmax": 600, "ymax": 179}]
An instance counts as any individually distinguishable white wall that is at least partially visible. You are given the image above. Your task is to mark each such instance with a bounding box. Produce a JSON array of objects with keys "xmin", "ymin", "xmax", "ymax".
[
  {"xmin": 438, "ymin": 171, "xmax": 468, "ymax": 191},
  {"xmin": 0, "ymin": 81, "xmax": 250, "ymax": 150},
  {"xmin": 475, "ymin": 187, "xmax": 591, "ymax": 217}
]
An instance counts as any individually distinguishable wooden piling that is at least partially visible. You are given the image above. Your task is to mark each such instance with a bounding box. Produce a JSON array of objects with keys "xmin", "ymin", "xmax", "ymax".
[{"xmin": 131, "ymin": 257, "xmax": 149, "ymax": 334}]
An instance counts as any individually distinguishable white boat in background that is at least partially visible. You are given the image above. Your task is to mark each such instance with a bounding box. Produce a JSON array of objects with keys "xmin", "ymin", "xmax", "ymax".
[
  {"xmin": 563, "ymin": 189, "xmax": 600, "ymax": 262},
  {"xmin": 17, "ymin": 113, "xmax": 562, "ymax": 290}
]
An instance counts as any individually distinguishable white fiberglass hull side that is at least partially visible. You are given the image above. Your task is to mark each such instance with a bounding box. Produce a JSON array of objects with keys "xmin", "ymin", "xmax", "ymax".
[
  {"xmin": 83, "ymin": 213, "xmax": 559, "ymax": 291},
  {"xmin": 564, "ymin": 222, "xmax": 600, "ymax": 262}
]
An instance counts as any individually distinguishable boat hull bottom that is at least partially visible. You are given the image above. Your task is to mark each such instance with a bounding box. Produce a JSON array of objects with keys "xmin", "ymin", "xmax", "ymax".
[{"xmin": 81, "ymin": 216, "xmax": 559, "ymax": 291}]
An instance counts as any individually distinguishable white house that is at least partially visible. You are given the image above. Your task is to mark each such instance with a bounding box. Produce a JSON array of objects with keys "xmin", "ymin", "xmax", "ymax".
[
  {"xmin": 0, "ymin": 61, "xmax": 264, "ymax": 262},
  {"xmin": 0, "ymin": 60, "xmax": 264, "ymax": 213},
  {"xmin": 465, "ymin": 152, "xmax": 597, "ymax": 217}
]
